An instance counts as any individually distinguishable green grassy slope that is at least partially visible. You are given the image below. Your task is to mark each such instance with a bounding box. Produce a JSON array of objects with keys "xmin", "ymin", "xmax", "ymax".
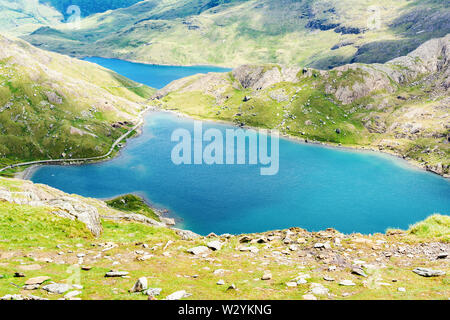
[
  {"xmin": 0, "ymin": 34, "xmax": 154, "ymax": 170},
  {"xmin": 0, "ymin": 176, "xmax": 448, "ymax": 300},
  {"xmin": 20, "ymin": 0, "xmax": 450, "ymax": 68},
  {"xmin": 155, "ymin": 35, "xmax": 450, "ymax": 175}
]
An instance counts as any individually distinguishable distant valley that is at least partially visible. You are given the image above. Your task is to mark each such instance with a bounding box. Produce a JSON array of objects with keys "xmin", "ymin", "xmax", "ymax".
[{"xmin": 0, "ymin": 0, "xmax": 447, "ymax": 69}]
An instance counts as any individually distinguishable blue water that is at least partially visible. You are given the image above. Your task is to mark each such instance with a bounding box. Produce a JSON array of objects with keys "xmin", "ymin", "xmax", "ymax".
[
  {"xmin": 83, "ymin": 57, "xmax": 231, "ymax": 89},
  {"xmin": 32, "ymin": 112, "xmax": 450, "ymax": 235}
]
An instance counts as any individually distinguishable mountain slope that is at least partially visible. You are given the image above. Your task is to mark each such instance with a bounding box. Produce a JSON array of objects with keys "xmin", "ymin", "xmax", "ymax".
[
  {"xmin": 155, "ymin": 34, "xmax": 450, "ymax": 176},
  {"xmin": 0, "ymin": 176, "xmax": 448, "ymax": 300},
  {"xmin": 0, "ymin": 34, "xmax": 154, "ymax": 170},
  {"xmin": 22, "ymin": 0, "xmax": 450, "ymax": 69}
]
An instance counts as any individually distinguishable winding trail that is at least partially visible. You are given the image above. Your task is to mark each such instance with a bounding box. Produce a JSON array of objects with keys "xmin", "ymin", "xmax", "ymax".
[{"xmin": 0, "ymin": 107, "xmax": 150, "ymax": 173}]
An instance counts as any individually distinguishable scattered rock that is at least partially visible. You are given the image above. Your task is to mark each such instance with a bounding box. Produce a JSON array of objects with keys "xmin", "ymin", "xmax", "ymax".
[
  {"xmin": 130, "ymin": 277, "xmax": 148, "ymax": 293},
  {"xmin": 165, "ymin": 290, "xmax": 190, "ymax": 300},
  {"xmin": 239, "ymin": 236, "xmax": 252, "ymax": 243},
  {"xmin": 310, "ymin": 283, "xmax": 329, "ymax": 296},
  {"xmin": 18, "ymin": 264, "xmax": 41, "ymax": 271},
  {"xmin": 42, "ymin": 283, "xmax": 71, "ymax": 294},
  {"xmin": 213, "ymin": 269, "xmax": 229, "ymax": 275},
  {"xmin": 227, "ymin": 284, "xmax": 236, "ymax": 291},
  {"xmin": 1, "ymin": 294, "xmax": 48, "ymax": 300},
  {"xmin": 413, "ymin": 268, "xmax": 445, "ymax": 277},
  {"xmin": 217, "ymin": 280, "xmax": 225, "ymax": 285},
  {"xmin": 64, "ymin": 291, "xmax": 82, "ymax": 299},
  {"xmin": 286, "ymin": 282, "xmax": 298, "ymax": 287},
  {"xmin": 256, "ymin": 237, "xmax": 268, "ymax": 243},
  {"xmin": 105, "ymin": 271, "xmax": 129, "ymax": 278},
  {"xmin": 14, "ymin": 272, "xmax": 25, "ymax": 278},
  {"xmin": 314, "ymin": 242, "xmax": 330, "ymax": 249},
  {"xmin": 207, "ymin": 241, "xmax": 224, "ymax": 251},
  {"xmin": 23, "ymin": 284, "xmax": 40, "ymax": 290},
  {"xmin": 174, "ymin": 229, "xmax": 200, "ymax": 240},
  {"xmin": 187, "ymin": 246, "xmax": 209, "ymax": 255},
  {"xmin": 161, "ymin": 217, "xmax": 176, "ymax": 226},
  {"xmin": 302, "ymin": 294, "xmax": 317, "ymax": 300},
  {"xmin": 136, "ymin": 254, "xmax": 153, "ymax": 261},
  {"xmin": 144, "ymin": 288, "xmax": 162, "ymax": 297},
  {"xmin": 339, "ymin": 280, "xmax": 356, "ymax": 286},
  {"xmin": 398, "ymin": 287, "xmax": 406, "ymax": 292},
  {"xmin": 25, "ymin": 276, "xmax": 50, "ymax": 285},
  {"xmin": 351, "ymin": 267, "xmax": 368, "ymax": 277},
  {"xmin": 261, "ymin": 272, "xmax": 272, "ymax": 281},
  {"xmin": 239, "ymin": 246, "xmax": 259, "ymax": 253}
]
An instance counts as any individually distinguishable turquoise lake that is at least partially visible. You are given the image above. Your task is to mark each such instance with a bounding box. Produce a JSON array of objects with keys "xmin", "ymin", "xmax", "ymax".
[
  {"xmin": 31, "ymin": 60, "xmax": 450, "ymax": 235},
  {"xmin": 83, "ymin": 57, "xmax": 231, "ymax": 89}
]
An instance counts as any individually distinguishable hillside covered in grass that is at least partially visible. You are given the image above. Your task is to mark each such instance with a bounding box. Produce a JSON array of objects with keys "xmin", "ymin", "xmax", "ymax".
[
  {"xmin": 154, "ymin": 34, "xmax": 450, "ymax": 176},
  {"xmin": 0, "ymin": 34, "xmax": 154, "ymax": 171},
  {"xmin": 0, "ymin": 0, "xmax": 62, "ymax": 34},
  {"xmin": 19, "ymin": 0, "xmax": 450, "ymax": 69},
  {"xmin": 0, "ymin": 176, "xmax": 448, "ymax": 300}
]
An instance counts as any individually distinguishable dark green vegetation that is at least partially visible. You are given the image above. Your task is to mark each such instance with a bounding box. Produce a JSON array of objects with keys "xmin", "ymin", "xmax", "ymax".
[
  {"xmin": 106, "ymin": 194, "xmax": 160, "ymax": 221},
  {"xmin": 14, "ymin": 0, "xmax": 449, "ymax": 69},
  {"xmin": 0, "ymin": 34, "xmax": 154, "ymax": 170}
]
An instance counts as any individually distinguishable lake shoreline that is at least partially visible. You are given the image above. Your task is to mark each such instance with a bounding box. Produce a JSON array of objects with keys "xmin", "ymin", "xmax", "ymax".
[
  {"xmin": 21, "ymin": 107, "xmax": 449, "ymax": 182},
  {"xmin": 159, "ymin": 108, "xmax": 450, "ymax": 180},
  {"xmin": 25, "ymin": 109, "xmax": 450, "ymax": 235},
  {"xmin": 13, "ymin": 105, "xmax": 154, "ymax": 181},
  {"xmin": 81, "ymin": 55, "xmax": 234, "ymax": 69}
]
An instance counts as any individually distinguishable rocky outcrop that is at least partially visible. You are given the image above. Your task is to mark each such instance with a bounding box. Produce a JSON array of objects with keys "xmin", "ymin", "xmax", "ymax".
[
  {"xmin": 388, "ymin": 34, "xmax": 450, "ymax": 83},
  {"xmin": 0, "ymin": 177, "xmax": 190, "ymax": 236},
  {"xmin": 326, "ymin": 65, "xmax": 396, "ymax": 105},
  {"xmin": 0, "ymin": 179, "xmax": 102, "ymax": 237},
  {"xmin": 102, "ymin": 212, "xmax": 165, "ymax": 228},
  {"xmin": 326, "ymin": 34, "xmax": 450, "ymax": 105},
  {"xmin": 232, "ymin": 65, "xmax": 301, "ymax": 91},
  {"xmin": 158, "ymin": 35, "xmax": 449, "ymax": 106}
]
